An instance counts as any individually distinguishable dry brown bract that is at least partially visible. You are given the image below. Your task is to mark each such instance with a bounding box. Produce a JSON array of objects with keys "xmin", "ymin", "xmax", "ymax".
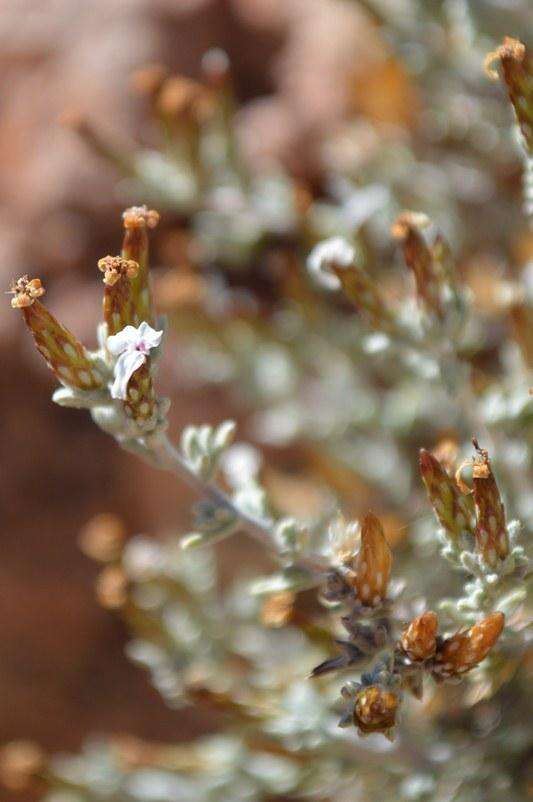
[{"xmin": 98, "ymin": 255, "xmax": 139, "ymax": 287}]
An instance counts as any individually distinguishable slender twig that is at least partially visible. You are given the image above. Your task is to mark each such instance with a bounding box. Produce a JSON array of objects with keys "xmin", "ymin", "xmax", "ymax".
[{"xmin": 133, "ymin": 432, "xmax": 331, "ymax": 577}]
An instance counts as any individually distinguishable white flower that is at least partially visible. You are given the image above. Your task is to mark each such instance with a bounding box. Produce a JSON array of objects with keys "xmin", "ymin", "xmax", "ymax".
[
  {"xmin": 107, "ymin": 322, "xmax": 163, "ymax": 400},
  {"xmin": 307, "ymin": 236, "xmax": 355, "ymax": 290}
]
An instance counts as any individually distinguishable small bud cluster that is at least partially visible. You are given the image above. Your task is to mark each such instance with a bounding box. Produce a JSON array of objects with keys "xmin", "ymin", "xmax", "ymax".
[{"xmin": 10, "ymin": 207, "xmax": 167, "ymax": 433}]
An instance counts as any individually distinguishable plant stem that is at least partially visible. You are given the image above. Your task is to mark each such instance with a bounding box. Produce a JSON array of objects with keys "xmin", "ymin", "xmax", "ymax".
[{"xmin": 133, "ymin": 432, "xmax": 331, "ymax": 577}]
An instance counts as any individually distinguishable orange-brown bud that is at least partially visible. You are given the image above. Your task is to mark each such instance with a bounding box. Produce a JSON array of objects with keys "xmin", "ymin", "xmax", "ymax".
[
  {"xmin": 98, "ymin": 255, "xmax": 140, "ymax": 336},
  {"xmin": 433, "ymin": 612, "xmax": 505, "ymax": 680},
  {"xmin": 353, "ymin": 686, "xmax": 398, "ymax": 735},
  {"xmin": 350, "ymin": 512, "xmax": 392, "ymax": 606},
  {"xmin": 392, "ymin": 212, "xmax": 444, "ymax": 319},
  {"xmin": 485, "ymin": 38, "xmax": 533, "ymax": 153},
  {"xmin": 10, "ymin": 276, "xmax": 104, "ymax": 391},
  {"xmin": 400, "ymin": 611, "xmax": 438, "ymax": 661},
  {"xmin": 472, "ymin": 447, "xmax": 509, "ymax": 565},
  {"xmin": 419, "ymin": 449, "xmax": 475, "ymax": 540},
  {"xmin": 122, "ymin": 206, "xmax": 160, "ymax": 327}
]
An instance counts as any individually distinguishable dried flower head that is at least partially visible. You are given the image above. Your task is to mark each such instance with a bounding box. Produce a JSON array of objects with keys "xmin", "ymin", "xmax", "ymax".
[
  {"xmin": 353, "ymin": 685, "xmax": 399, "ymax": 737},
  {"xmin": 432, "ymin": 612, "xmax": 505, "ymax": 680},
  {"xmin": 471, "ymin": 443, "xmax": 509, "ymax": 566},
  {"xmin": 400, "ymin": 611, "xmax": 438, "ymax": 662},
  {"xmin": 485, "ymin": 37, "xmax": 532, "ymax": 153},
  {"xmin": 9, "ymin": 275, "xmax": 45, "ymax": 308},
  {"xmin": 122, "ymin": 206, "xmax": 160, "ymax": 230},
  {"xmin": 98, "ymin": 255, "xmax": 139, "ymax": 287},
  {"xmin": 350, "ymin": 512, "xmax": 392, "ymax": 607},
  {"xmin": 10, "ymin": 276, "xmax": 104, "ymax": 391},
  {"xmin": 419, "ymin": 448, "xmax": 475, "ymax": 540}
]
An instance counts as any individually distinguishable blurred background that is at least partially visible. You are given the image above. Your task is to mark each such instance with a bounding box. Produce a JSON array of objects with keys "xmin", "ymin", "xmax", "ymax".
[{"xmin": 1, "ymin": 1, "xmax": 531, "ymax": 800}]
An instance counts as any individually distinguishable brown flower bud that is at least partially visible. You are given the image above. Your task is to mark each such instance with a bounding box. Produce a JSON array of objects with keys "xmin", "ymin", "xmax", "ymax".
[
  {"xmin": 122, "ymin": 206, "xmax": 160, "ymax": 327},
  {"xmin": 350, "ymin": 512, "xmax": 392, "ymax": 606},
  {"xmin": 401, "ymin": 611, "xmax": 438, "ymax": 661},
  {"xmin": 98, "ymin": 255, "xmax": 140, "ymax": 336},
  {"xmin": 419, "ymin": 449, "xmax": 475, "ymax": 540},
  {"xmin": 433, "ymin": 612, "xmax": 505, "ymax": 680},
  {"xmin": 392, "ymin": 212, "xmax": 445, "ymax": 319},
  {"xmin": 78, "ymin": 513, "xmax": 126, "ymax": 563},
  {"xmin": 0, "ymin": 741, "xmax": 45, "ymax": 791},
  {"xmin": 472, "ymin": 445, "xmax": 509, "ymax": 565},
  {"xmin": 353, "ymin": 685, "xmax": 398, "ymax": 736},
  {"xmin": 485, "ymin": 38, "xmax": 533, "ymax": 153},
  {"xmin": 10, "ymin": 276, "xmax": 104, "ymax": 391}
]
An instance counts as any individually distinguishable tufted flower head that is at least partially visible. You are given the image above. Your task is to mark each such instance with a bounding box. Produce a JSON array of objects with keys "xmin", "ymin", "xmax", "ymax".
[
  {"xmin": 353, "ymin": 685, "xmax": 399, "ymax": 738},
  {"xmin": 307, "ymin": 237, "xmax": 355, "ymax": 290},
  {"xmin": 108, "ymin": 322, "xmax": 163, "ymax": 401}
]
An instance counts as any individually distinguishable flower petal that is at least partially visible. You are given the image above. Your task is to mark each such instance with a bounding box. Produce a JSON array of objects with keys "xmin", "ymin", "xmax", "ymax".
[
  {"xmin": 138, "ymin": 321, "xmax": 164, "ymax": 349},
  {"xmin": 110, "ymin": 351, "xmax": 145, "ymax": 400},
  {"xmin": 107, "ymin": 325, "xmax": 139, "ymax": 356}
]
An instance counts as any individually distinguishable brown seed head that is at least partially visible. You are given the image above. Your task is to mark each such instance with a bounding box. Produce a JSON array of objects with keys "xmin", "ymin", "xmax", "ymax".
[
  {"xmin": 9, "ymin": 275, "xmax": 45, "ymax": 308},
  {"xmin": 123, "ymin": 206, "xmax": 160, "ymax": 230},
  {"xmin": 98, "ymin": 255, "xmax": 139, "ymax": 286},
  {"xmin": 351, "ymin": 512, "xmax": 392, "ymax": 606},
  {"xmin": 433, "ymin": 612, "xmax": 505, "ymax": 680},
  {"xmin": 0, "ymin": 741, "xmax": 45, "ymax": 791},
  {"xmin": 401, "ymin": 611, "xmax": 438, "ymax": 661},
  {"xmin": 353, "ymin": 686, "xmax": 398, "ymax": 735}
]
